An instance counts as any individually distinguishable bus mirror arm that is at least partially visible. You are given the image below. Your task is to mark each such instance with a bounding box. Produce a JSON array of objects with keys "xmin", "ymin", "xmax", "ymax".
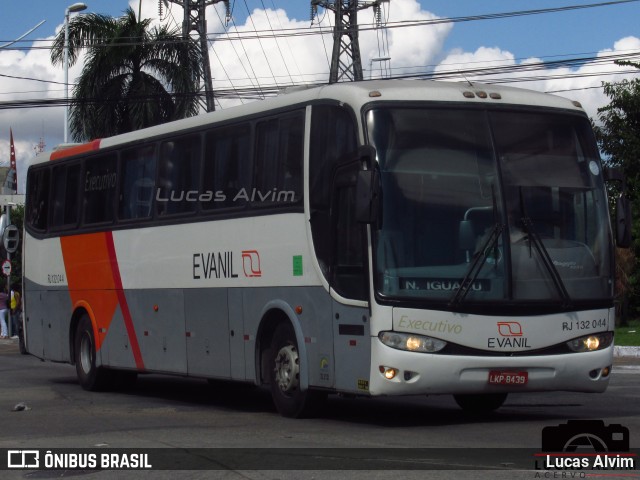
[
  {"xmin": 355, "ymin": 169, "xmax": 381, "ymax": 225},
  {"xmin": 355, "ymin": 145, "xmax": 381, "ymax": 225},
  {"xmin": 358, "ymin": 145, "xmax": 376, "ymax": 169},
  {"xmin": 604, "ymin": 166, "xmax": 632, "ymax": 248}
]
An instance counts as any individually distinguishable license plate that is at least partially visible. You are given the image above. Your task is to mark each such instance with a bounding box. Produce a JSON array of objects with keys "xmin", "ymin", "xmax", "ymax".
[{"xmin": 488, "ymin": 370, "xmax": 528, "ymax": 386}]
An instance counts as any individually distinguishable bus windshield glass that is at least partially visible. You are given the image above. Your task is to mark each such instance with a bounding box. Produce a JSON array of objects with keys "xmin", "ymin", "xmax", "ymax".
[{"xmin": 367, "ymin": 106, "xmax": 613, "ymax": 308}]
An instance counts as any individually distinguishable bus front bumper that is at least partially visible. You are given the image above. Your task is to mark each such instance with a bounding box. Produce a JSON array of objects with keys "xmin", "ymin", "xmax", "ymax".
[{"xmin": 368, "ymin": 338, "xmax": 613, "ymax": 396}]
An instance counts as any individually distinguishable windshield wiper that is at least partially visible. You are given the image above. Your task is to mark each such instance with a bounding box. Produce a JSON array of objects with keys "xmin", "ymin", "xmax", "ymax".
[
  {"xmin": 450, "ymin": 222, "xmax": 503, "ymax": 307},
  {"xmin": 518, "ymin": 188, "xmax": 572, "ymax": 308},
  {"xmin": 451, "ymin": 185, "xmax": 502, "ymax": 307}
]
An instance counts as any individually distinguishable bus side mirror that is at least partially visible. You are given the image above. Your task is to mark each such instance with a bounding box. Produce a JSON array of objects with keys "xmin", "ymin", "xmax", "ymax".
[{"xmin": 355, "ymin": 169, "xmax": 381, "ymax": 224}]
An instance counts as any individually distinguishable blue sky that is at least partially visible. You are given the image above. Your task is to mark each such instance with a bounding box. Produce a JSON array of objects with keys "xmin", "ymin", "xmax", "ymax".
[{"xmin": 0, "ymin": 0, "xmax": 639, "ymax": 190}]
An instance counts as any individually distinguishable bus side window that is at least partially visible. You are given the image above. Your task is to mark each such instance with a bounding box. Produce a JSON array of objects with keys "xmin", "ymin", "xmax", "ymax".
[
  {"xmin": 203, "ymin": 124, "xmax": 251, "ymax": 210},
  {"xmin": 51, "ymin": 164, "xmax": 80, "ymax": 229},
  {"xmin": 332, "ymin": 180, "xmax": 368, "ymax": 301},
  {"xmin": 157, "ymin": 135, "xmax": 200, "ymax": 216},
  {"xmin": 309, "ymin": 104, "xmax": 358, "ymax": 281},
  {"xmin": 83, "ymin": 153, "xmax": 117, "ymax": 225},
  {"xmin": 254, "ymin": 110, "xmax": 304, "ymax": 206},
  {"xmin": 119, "ymin": 147, "xmax": 157, "ymax": 221},
  {"xmin": 27, "ymin": 168, "xmax": 50, "ymax": 232}
]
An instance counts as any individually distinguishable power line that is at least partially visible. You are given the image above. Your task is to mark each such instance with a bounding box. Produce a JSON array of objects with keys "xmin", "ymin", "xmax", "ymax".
[
  {"xmin": 242, "ymin": 0, "xmax": 280, "ymax": 87},
  {"xmin": 2, "ymin": 0, "xmax": 637, "ymax": 49},
  {"xmin": 260, "ymin": 0, "xmax": 294, "ymax": 84},
  {"xmin": 228, "ymin": 6, "xmax": 266, "ymax": 98},
  {"xmin": 2, "ymin": 54, "xmax": 638, "ymax": 103},
  {"xmin": 211, "ymin": 1, "xmax": 260, "ymax": 98},
  {"xmin": 0, "ymin": 1, "xmax": 638, "ymax": 106},
  {"xmin": 270, "ymin": 0, "xmax": 305, "ymax": 82},
  {"xmin": 2, "ymin": 46, "xmax": 637, "ymax": 94},
  {"xmin": 1, "ymin": 62, "xmax": 637, "ymax": 111}
]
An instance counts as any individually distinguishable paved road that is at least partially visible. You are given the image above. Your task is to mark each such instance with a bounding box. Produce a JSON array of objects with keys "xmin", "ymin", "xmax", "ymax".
[{"xmin": 2, "ymin": 337, "xmax": 640, "ymax": 479}]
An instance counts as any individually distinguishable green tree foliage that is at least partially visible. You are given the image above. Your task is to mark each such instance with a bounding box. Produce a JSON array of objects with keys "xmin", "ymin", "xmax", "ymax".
[
  {"xmin": 594, "ymin": 61, "xmax": 640, "ymax": 319},
  {"xmin": 51, "ymin": 7, "xmax": 202, "ymax": 142}
]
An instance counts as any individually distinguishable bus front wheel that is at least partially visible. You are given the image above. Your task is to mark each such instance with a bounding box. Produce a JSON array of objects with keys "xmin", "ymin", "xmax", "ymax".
[
  {"xmin": 74, "ymin": 315, "xmax": 112, "ymax": 391},
  {"xmin": 453, "ymin": 393, "xmax": 508, "ymax": 413},
  {"xmin": 268, "ymin": 323, "xmax": 326, "ymax": 418}
]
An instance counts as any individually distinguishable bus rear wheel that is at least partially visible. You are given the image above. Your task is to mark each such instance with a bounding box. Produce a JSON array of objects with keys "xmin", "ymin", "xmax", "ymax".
[
  {"xmin": 74, "ymin": 314, "xmax": 112, "ymax": 391},
  {"xmin": 453, "ymin": 393, "xmax": 508, "ymax": 413},
  {"xmin": 268, "ymin": 323, "xmax": 326, "ymax": 418}
]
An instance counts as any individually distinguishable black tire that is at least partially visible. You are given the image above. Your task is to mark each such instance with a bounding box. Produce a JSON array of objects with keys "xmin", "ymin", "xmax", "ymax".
[
  {"xmin": 453, "ymin": 393, "xmax": 508, "ymax": 413},
  {"xmin": 268, "ymin": 323, "xmax": 326, "ymax": 418},
  {"xmin": 74, "ymin": 314, "xmax": 113, "ymax": 391}
]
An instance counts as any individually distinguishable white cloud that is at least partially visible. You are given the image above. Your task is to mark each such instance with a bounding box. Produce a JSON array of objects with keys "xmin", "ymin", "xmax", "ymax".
[
  {"xmin": 0, "ymin": 36, "xmax": 79, "ymax": 191},
  {"xmin": 433, "ymin": 38, "xmax": 640, "ymax": 121},
  {"xmin": 434, "ymin": 46, "xmax": 516, "ymax": 80},
  {"xmin": 207, "ymin": 0, "xmax": 451, "ymax": 101}
]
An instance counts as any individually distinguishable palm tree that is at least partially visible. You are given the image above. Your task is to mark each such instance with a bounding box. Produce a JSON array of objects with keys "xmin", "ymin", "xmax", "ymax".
[{"xmin": 51, "ymin": 7, "xmax": 202, "ymax": 141}]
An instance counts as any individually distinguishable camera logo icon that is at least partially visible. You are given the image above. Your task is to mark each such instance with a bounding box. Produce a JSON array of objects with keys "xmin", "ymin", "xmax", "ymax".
[
  {"xmin": 542, "ymin": 420, "xmax": 629, "ymax": 452},
  {"xmin": 7, "ymin": 450, "xmax": 40, "ymax": 468}
]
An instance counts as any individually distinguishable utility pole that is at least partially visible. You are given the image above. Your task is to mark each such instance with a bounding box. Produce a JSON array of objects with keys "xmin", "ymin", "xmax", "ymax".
[
  {"xmin": 161, "ymin": 0, "xmax": 229, "ymax": 112},
  {"xmin": 311, "ymin": 0, "xmax": 389, "ymax": 83}
]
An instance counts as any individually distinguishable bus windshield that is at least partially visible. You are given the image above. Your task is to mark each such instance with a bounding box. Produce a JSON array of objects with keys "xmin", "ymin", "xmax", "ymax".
[{"xmin": 367, "ymin": 106, "xmax": 613, "ymax": 309}]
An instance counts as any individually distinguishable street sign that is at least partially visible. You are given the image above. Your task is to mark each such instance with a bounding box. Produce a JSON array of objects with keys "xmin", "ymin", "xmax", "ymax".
[{"xmin": 2, "ymin": 259, "xmax": 11, "ymax": 277}]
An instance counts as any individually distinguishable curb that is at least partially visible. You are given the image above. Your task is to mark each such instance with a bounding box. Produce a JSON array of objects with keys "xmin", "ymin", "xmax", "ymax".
[{"xmin": 614, "ymin": 346, "xmax": 640, "ymax": 358}]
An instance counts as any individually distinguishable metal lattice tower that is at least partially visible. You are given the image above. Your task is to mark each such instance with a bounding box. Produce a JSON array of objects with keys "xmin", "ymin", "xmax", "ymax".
[
  {"xmin": 312, "ymin": 0, "xmax": 389, "ymax": 83},
  {"xmin": 162, "ymin": 0, "xmax": 229, "ymax": 112}
]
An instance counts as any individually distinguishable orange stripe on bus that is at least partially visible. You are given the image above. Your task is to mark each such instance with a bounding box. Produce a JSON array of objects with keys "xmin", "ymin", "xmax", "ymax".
[
  {"xmin": 61, "ymin": 233, "xmax": 118, "ymax": 351},
  {"xmin": 50, "ymin": 139, "xmax": 101, "ymax": 161},
  {"xmin": 60, "ymin": 233, "xmax": 118, "ymax": 350},
  {"xmin": 60, "ymin": 232, "xmax": 145, "ymax": 371},
  {"xmin": 104, "ymin": 232, "xmax": 145, "ymax": 370}
]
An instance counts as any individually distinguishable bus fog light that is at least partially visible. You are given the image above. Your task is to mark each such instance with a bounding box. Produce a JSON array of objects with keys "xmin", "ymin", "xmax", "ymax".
[
  {"xmin": 379, "ymin": 366, "xmax": 398, "ymax": 380},
  {"xmin": 379, "ymin": 331, "xmax": 447, "ymax": 353},
  {"xmin": 566, "ymin": 332, "xmax": 613, "ymax": 352}
]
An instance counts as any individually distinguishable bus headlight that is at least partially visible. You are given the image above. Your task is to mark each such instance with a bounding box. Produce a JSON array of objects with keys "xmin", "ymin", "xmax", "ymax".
[
  {"xmin": 566, "ymin": 332, "xmax": 613, "ymax": 352},
  {"xmin": 379, "ymin": 331, "xmax": 447, "ymax": 353}
]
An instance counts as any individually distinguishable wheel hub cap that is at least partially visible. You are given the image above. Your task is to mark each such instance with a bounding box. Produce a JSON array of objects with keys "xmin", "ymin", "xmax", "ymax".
[{"xmin": 274, "ymin": 345, "xmax": 299, "ymax": 393}]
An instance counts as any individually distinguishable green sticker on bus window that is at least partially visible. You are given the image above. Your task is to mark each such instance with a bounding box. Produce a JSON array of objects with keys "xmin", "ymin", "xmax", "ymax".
[{"xmin": 293, "ymin": 255, "xmax": 303, "ymax": 276}]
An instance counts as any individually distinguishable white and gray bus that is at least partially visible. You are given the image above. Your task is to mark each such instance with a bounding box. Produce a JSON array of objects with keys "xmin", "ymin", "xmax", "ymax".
[{"xmin": 23, "ymin": 80, "xmax": 629, "ymax": 417}]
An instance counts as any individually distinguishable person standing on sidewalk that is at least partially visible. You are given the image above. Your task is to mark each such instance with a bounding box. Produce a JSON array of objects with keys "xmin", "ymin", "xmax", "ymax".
[
  {"xmin": 0, "ymin": 288, "xmax": 8, "ymax": 339},
  {"xmin": 10, "ymin": 285, "xmax": 21, "ymax": 338}
]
